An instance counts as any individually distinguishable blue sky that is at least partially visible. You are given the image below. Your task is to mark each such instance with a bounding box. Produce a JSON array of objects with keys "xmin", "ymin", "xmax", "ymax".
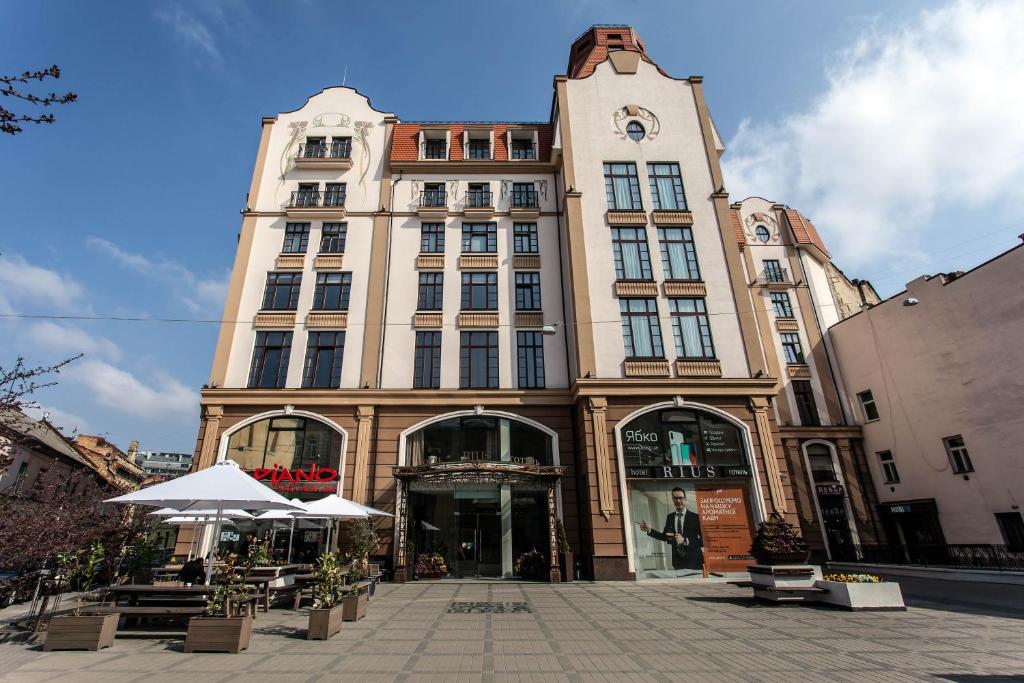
[{"xmin": 2, "ymin": 0, "xmax": 1022, "ymax": 454}]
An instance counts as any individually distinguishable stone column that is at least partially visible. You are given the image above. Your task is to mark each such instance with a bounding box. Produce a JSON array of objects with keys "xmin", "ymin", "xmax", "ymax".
[
  {"xmin": 194, "ymin": 405, "xmax": 223, "ymax": 470},
  {"xmin": 750, "ymin": 397, "xmax": 787, "ymax": 514},
  {"xmin": 587, "ymin": 397, "xmax": 615, "ymax": 520},
  {"xmin": 548, "ymin": 480, "xmax": 562, "ymax": 583},
  {"xmin": 351, "ymin": 405, "xmax": 374, "ymax": 504}
]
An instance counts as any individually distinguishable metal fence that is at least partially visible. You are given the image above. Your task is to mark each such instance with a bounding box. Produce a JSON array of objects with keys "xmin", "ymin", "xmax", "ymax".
[{"xmin": 831, "ymin": 544, "xmax": 1024, "ymax": 571}]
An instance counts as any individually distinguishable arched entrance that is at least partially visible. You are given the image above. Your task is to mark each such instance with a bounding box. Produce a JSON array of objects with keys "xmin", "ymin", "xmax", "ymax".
[
  {"xmin": 393, "ymin": 411, "xmax": 563, "ymax": 581},
  {"xmin": 801, "ymin": 440, "xmax": 860, "ymax": 561}
]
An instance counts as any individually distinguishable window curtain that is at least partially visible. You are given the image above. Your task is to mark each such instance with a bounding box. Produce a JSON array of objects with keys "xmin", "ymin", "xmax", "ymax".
[
  {"xmin": 622, "ymin": 243, "xmax": 643, "ymax": 279},
  {"xmin": 656, "ymin": 177, "xmax": 677, "ymax": 209},
  {"xmin": 630, "ymin": 316, "xmax": 654, "ymax": 356},
  {"xmin": 678, "ymin": 316, "xmax": 702, "ymax": 357},
  {"xmin": 613, "ymin": 177, "xmax": 633, "ymax": 209},
  {"xmin": 408, "ymin": 431, "xmax": 424, "ymax": 466},
  {"xmin": 665, "ymin": 242, "xmax": 691, "ymax": 278}
]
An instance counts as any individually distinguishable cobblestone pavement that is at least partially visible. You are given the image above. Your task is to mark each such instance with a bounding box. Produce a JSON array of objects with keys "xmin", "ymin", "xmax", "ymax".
[{"xmin": 2, "ymin": 580, "xmax": 1023, "ymax": 682}]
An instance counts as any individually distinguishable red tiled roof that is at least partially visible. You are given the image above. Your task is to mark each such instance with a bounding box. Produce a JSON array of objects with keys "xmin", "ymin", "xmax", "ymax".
[
  {"xmin": 389, "ymin": 123, "xmax": 554, "ymax": 162},
  {"xmin": 730, "ymin": 209, "xmax": 745, "ymax": 246},
  {"xmin": 568, "ymin": 26, "xmax": 659, "ymax": 79},
  {"xmin": 786, "ymin": 209, "xmax": 831, "ymax": 258}
]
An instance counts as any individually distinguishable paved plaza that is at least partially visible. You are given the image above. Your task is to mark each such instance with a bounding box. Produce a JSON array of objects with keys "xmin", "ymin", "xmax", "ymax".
[{"xmin": 1, "ymin": 580, "xmax": 1023, "ymax": 682}]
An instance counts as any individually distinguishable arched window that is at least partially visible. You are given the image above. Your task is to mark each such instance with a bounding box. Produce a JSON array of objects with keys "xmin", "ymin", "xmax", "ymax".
[
  {"xmin": 406, "ymin": 415, "xmax": 553, "ymax": 466},
  {"xmin": 225, "ymin": 416, "xmax": 343, "ymax": 497},
  {"xmin": 620, "ymin": 408, "xmax": 746, "ymax": 468},
  {"xmin": 755, "ymin": 226, "xmax": 770, "ymax": 243},
  {"xmin": 626, "ymin": 121, "xmax": 645, "ymax": 142}
]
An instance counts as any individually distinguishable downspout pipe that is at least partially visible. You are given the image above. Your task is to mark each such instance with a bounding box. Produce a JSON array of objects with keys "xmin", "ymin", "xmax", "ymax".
[{"xmin": 376, "ymin": 173, "xmax": 402, "ymax": 388}]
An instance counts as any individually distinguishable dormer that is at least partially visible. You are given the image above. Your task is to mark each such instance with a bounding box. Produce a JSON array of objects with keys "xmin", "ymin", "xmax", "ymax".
[
  {"xmin": 567, "ymin": 25, "xmax": 653, "ymax": 79},
  {"xmin": 507, "ymin": 128, "xmax": 538, "ymax": 160},
  {"xmin": 463, "ymin": 127, "xmax": 493, "ymax": 160},
  {"xmin": 419, "ymin": 128, "xmax": 449, "ymax": 160}
]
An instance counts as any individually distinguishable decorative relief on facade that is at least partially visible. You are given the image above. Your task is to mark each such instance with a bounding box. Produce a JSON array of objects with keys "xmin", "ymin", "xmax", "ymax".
[
  {"xmin": 588, "ymin": 397, "xmax": 615, "ymax": 520},
  {"xmin": 674, "ymin": 359, "xmax": 722, "ymax": 377},
  {"xmin": 744, "ymin": 212, "xmax": 780, "ymax": 243},
  {"xmin": 278, "ymin": 112, "xmax": 373, "ymax": 201},
  {"xmin": 537, "ymin": 179, "xmax": 548, "ymax": 201},
  {"xmin": 612, "ymin": 106, "xmax": 660, "ymax": 142}
]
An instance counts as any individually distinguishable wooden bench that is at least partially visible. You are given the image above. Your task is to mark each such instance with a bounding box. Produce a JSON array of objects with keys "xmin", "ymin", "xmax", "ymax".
[{"xmin": 92, "ymin": 606, "xmax": 206, "ymax": 617}]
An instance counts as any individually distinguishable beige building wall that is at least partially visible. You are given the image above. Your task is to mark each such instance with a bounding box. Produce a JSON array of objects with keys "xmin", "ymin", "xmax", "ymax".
[{"xmin": 829, "ymin": 243, "xmax": 1024, "ymax": 544}]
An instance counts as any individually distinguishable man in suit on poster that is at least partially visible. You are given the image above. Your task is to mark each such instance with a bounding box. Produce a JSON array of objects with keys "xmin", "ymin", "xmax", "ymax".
[{"xmin": 639, "ymin": 486, "xmax": 704, "ymax": 571}]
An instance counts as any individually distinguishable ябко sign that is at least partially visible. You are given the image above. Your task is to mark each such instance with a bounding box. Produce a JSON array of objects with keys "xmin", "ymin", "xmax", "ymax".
[
  {"xmin": 626, "ymin": 464, "xmax": 751, "ymax": 480},
  {"xmin": 249, "ymin": 464, "xmax": 339, "ymax": 493}
]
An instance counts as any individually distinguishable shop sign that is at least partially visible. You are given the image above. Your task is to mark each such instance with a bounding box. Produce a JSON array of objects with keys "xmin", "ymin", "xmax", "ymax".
[
  {"xmin": 626, "ymin": 464, "xmax": 751, "ymax": 480},
  {"xmin": 249, "ymin": 464, "xmax": 339, "ymax": 493},
  {"xmin": 696, "ymin": 487, "xmax": 756, "ymax": 573},
  {"xmin": 460, "ymin": 451, "xmax": 537, "ymax": 465},
  {"xmin": 815, "ymin": 483, "xmax": 845, "ymax": 496}
]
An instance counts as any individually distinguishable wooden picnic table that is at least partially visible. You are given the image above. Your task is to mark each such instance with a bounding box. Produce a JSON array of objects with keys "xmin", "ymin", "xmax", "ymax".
[{"xmin": 107, "ymin": 583, "xmax": 265, "ymax": 615}]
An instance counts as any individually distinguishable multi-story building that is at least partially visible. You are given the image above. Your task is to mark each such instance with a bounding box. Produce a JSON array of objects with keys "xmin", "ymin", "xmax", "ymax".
[
  {"xmin": 829, "ymin": 240, "xmax": 1024, "ymax": 556},
  {"xmin": 135, "ymin": 450, "xmax": 194, "ymax": 478},
  {"xmin": 188, "ymin": 25, "xmax": 882, "ymax": 579}
]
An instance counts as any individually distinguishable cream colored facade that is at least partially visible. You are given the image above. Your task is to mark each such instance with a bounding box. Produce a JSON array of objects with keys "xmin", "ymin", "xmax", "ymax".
[{"xmin": 829, "ymin": 243, "xmax": 1024, "ymax": 547}]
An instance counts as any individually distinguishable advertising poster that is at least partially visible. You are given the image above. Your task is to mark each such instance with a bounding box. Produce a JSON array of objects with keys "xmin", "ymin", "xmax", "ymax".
[
  {"xmin": 629, "ymin": 481, "xmax": 705, "ymax": 579},
  {"xmin": 695, "ymin": 486, "xmax": 754, "ymax": 573}
]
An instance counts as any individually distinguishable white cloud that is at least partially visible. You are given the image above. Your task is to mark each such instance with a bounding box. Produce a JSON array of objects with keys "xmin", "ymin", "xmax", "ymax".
[
  {"xmin": 722, "ymin": 0, "xmax": 1024, "ymax": 270},
  {"xmin": 0, "ymin": 254, "xmax": 84, "ymax": 312},
  {"xmin": 24, "ymin": 404, "xmax": 91, "ymax": 436},
  {"xmin": 67, "ymin": 359, "xmax": 197, "ymax": 419},
  {"xmin": 86, "ymin": 237, "xmax": 228, "ymax": 315},
  {"xmin": 155, "ymin": 2, "xmax": 222, "ymax": 65},
  {"xmin": 23, "ymin": 321, "xmax": 122, "ymax": 361}
]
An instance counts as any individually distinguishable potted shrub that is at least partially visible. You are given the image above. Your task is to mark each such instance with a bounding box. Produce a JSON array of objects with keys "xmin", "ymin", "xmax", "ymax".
[
  {"xmin": 414, "ymin": 552, "xmax": 447, "ymax": 579},
  {"xmin": 349, "ymin": 520, "xmax": 381, "ymax": 595},
  {"xmin": 750, "ymin": 513, "xmax": 810, "ymax": 565},
  {"xmin": 341, "ymin": 563, "xmax": 368, "ymax": 622},
  {"xmin": 513, "ymin": 549, "xmax": 549, "ymax": 581},
  {"xmin": 45, "ymin": 542, "xmax": 118, "ymax": 651},
  {"xmin": 556, "ymin": 519, "xmax": 573, "ymax": 582},
  {"xmin": 817, "ymin": 573, "xmax": 906, "ymax": 611},
  {"xmin": 307, "ymin": 552, "xmax": 345, "ymax": 639},
  {"xmin": 184, "ymin": 557, "xmax": 254, "ymax": 653}
]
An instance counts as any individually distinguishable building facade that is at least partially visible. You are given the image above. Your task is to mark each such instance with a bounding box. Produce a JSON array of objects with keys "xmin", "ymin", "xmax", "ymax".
[
  {"xmin": 188, "ymin": 25, "xmax": 882, "ymax": 579},
  {"xmin": 829, "ymin": 241, "xmax": 1024, "ymax": 554},
  {"xmin": 135, "ymin": 450, "xmax": 194, "ymax": 479}
]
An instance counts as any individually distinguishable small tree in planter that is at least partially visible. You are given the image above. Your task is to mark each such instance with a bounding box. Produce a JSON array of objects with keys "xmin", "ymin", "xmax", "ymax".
[
  {"xmin": 308, "ymin": 552, "xmax": 345, "ymax": 639},
  {"xmin": 556, "ymin": 519, "xmax": 573, "ymax": 582},
  {"xmin": 45, "ymin": 541, "xmax": 118, "ymax": 651},
  {"xmin": 184, "ymin": 556, "xmax": 254, "ymax": 653},
  {"xmin": 341, "ymin": 561, "xmax": 368, "ymax": 622},
  {"xmin": 513, "ymin": 549, "xmax": 548, "ymax": 581},
  {"xmin": 414, "ymin": 552, "xmax": 447, "ymax": 579},
  {"xmin": 750, "ymin": 513, "xmax": 809, "ymax": 565}
]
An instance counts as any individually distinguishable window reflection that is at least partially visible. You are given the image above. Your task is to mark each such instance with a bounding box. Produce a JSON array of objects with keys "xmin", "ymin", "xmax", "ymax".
[{"xmin": 407, "ymin": 416, "xmax": 552, "ymax": 466}]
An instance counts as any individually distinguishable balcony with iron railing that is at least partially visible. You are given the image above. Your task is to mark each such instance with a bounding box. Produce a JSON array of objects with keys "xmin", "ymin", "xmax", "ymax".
[
  {"xmin": 418, "ymin": 189, "xmax": 449, "ymax": 218},
  {"xmin": 294, "ymin": 140, "xmax": 353, "ymax": 170},
  {"xmin": 286, "ymin": 189, "xmax": 347, "ymax": 217},
  {"xmin": 464, "ymin": 188, "xmax": 494, "ymax": 218},
  {"xmin": 756, "ymin": 267, "xmax": 794, "ymax": 288},
  {"xmin": 510, "ymin": 186, "xmax": 540, "ymax": 218}
]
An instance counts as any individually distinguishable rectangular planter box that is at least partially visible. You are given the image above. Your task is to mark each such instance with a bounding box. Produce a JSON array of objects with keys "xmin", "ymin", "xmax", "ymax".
[
  {"xmin": 816, "ymin": 580, "xmax": 906, "ymax": 611},
  {"xmin": 184, "ymin": 615, "xmax": 253, "ymax": 653},
  {"xmin": 307, "ymin": 605, "xmax": 343, "ymax": 640},
  {"xmin": 44, "ymin": 613, "xmax": 119, "ymax": 651},
  {"xmin": 748, "ymin": 564, "xmax": 822, "ymax": 589},
  {"xmin": 342, "ymin": 589, "xmax": 368, "ymax": 622}
]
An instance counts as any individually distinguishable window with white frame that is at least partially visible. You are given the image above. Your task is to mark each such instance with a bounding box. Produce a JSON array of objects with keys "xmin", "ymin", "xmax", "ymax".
[
  {"xmin": 943, "ymin": 435, "xmax": 974, "ymax": 474},
  {"xmin": 878, "ymin": 450, "xmax": 899, "ymax": 484},
  {"xmin": 858, "ymin": 389, "xmax": 879, "ymax": 422}
]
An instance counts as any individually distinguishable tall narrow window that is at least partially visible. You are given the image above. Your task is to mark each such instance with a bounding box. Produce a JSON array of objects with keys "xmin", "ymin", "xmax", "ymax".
[
  {"xmin": 282, "ymin": 223, "xmax": 310, "ymax": 254},
  {"xmin": 460, "ymin": 331, "xmax": 498, "ymax": 388},
  {"xmin": 792, "ymin": 380, "xmax": 820, "ymax": 426},
  {"xmin": 420, "ymin": 223, "xmax": 445, "ymax": 253},
  {"xmin": 461, "ymin": 272, "xmax": 497, "ymax": 310},
  {"xmin": 417, "ymin": 272, "xmax": 444, "ymax": 311},
  {"xmin": 780, "ymin": 332, "xmax": 804, "ymax": 364},
  {"xmin": 423, "ymin": 138, "xmax": 446, "ymax": 160},
  {"xmin": 996, "ymin": 512, "xmax": 1024, "ymax": 550},
  {"xmin": 771, "ymin": 292, "xmax": 794, "ymax": 318},
  {"xmin": 647, "ymin": 163, "xmax": 687, "ymax": 210},
  {"xmin": 324, "ymin": 183, "xmax": 346, "ymax": 207},
  {"xmin": 262, "ymin": 272, "xmax": 302, "ymax": 310},
  {"xmin": 462, "ymin": 223, "xmax": 496, "ymax": 253},
  {"xmin": 248, "ymin": 331, "xmax": 292, "ymax": 388},
  {"xmin": 762, "ymin": 259, "xmax": 785, "ymax": 282},
  {"xmin": 413, "ymin": 331, "xmax": 442, "ymax": 388},
  {"xmin": 513, "ymin": 223, "xmax": 538, "ymax": 253},
  {"xmin": 512, "ymin": 182, "xmax": 538, "ymax": 208},
  {"xmin": 611, "ymin": 227, "xmax": 652, "ymax": 280},
  {"xmin": 295, "ymin": 183, "xmax": 318, "ymax": 207},
  {"xmin": 620, "ymin": 298, "xmax": 664, "ymax": 358},
  {"xmin": 514, "ymin": 272, "xmax": 541, "ymax": 311},
  {"xmin": 517, "ymin": 331, "xmax": 545, "ymax": 388},
  {"xmin": 806, "ymin": 444, "xmax": 836, "ymax": 481},
  {"xmin": 303, "ymin": 138, "xmax": 325, "ymax": 158},
  {"xmin": 604, "ymin": 162, "xmax": 642, "ymax": 209},
  {"xmin": 422, "ymin": 182, "xmax": 446, "ymax": 207},
  {"xmin": 466, "ymin": 183, "xmax": 491, "ymax": 207},
  {"xmin": 878, "ymin": 451, "xmax": 899, "ymax": 484},
  {"xmin": 668, "ymin": 298, "xmax": 714, "ymax": 358},
  {"xmin": 943, "ymin": 435, "xmax": 974, "ymax": 474},
  {"xmin": 312, "ymin": 272, "xmax": 352, "ymax": 311},
  {"xmin": 657, "ymin": 227, "xmax": 700, "ymax": 280},
  {"xmin": 858, "ymin": 390, "xmax": 879, "ymax": 422},
  {"xmin": 319, "ymin": 223, "xmax": 347, "ymax": 253},
  {"xmin": 302, "ymin": 331, "xmax": 345, "ymax": 388},
  {"xmin": 330, "ymin": 137, "xmax": 351, "ymax": 158}
]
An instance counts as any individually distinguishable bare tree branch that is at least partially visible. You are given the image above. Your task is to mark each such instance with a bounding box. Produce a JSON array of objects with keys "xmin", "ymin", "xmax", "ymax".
[{"xmin": 0, "ymin": 65, "xmax": 77, "ymax": 135}]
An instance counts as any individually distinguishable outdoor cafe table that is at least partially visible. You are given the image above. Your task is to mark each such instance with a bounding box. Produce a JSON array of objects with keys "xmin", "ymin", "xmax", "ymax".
[{"xmin": 107, "ymin": 583, "xmax": 266, "ymax": 615}]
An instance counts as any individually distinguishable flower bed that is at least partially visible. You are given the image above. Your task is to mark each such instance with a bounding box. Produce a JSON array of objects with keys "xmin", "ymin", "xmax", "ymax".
[
  {"xmin": 822, "ymin": 573, "xmax": 881, "ymax": 583},
  {"xmin": 816, "ymin": 574, "xmax": 904, "ymax": 610}
]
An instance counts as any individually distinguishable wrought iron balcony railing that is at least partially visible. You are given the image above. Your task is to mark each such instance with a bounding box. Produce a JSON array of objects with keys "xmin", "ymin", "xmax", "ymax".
[
  {"xmin": 465, "ymin": 190, "xmax": 493, "ymax": 208},
  {"xmin": 298, "ymin": 140, "xmax": 352, "ymax": 160},
  {"xmin": 289, "ymin": 190, "xmax": 346, "ymax": 208},
  {"xmin": 511, "ymin": 187, "xmax": 539, "ymax": 208},
  {"xmin": 419, "ymin": 190, "xmax": 447, "ymax": 208},
  {"xmin": 757, "ymin": 267, "xmax": 792, "ymax": 285}
]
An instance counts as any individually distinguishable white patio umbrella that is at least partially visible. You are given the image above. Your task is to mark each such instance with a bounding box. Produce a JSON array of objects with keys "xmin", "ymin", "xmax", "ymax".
[
  {"xmin": 106, "ymin": 459, "xmax": 304, "ymax": 584},
  {"xmin": 149, "ymin": 507, "xmax": 255, "ymax": 519},
  {"xmin": 255, "ymin": 498, "xmax": 309, "ymax": 563},
  {"xmin": 162, "ymin": 516, "xmax": 239, "ymax": 560},
  {"xmin": 300, "ymin": 494, "xmax": 369, "ymax": 552},
  {"xmin": 352, "ymin": 501, "xmax": 394, "ymax": 518}
]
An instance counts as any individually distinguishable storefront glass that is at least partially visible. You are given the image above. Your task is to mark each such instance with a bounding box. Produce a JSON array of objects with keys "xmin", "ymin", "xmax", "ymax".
[
  {"xmin": 621, "ymin": 408, "xmax": 756, "ymax": 579},
  {"xmin": 407, "ymin": 416, "xmax": 553, "ymax": 467}
]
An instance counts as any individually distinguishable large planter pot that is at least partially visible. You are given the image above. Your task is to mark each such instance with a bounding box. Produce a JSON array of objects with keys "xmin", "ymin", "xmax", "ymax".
[
  {"xmin": 753, "ymin": 550, "xmax": 810, "ymax": 566},
  {"xmin": 816, "ymin": 580, "xmax": 906, "ymax": 611},
  {"xmin": 559, "ymin": 552, "xmax": 575, "ymax": 582},
  {"xmin": 44, "ymin": 613, "xmax": 119, "ymax": 651},
  {"xmin": 341, "ymin": 587, "xmax": 368, "ymax": 622},
  {"xmin": 184, "ymin": 615, "xmax": 253, "ymax": 653},
  {"xmin": 307, "ymin": 605, "xmax": 343, "ymax": 640}
]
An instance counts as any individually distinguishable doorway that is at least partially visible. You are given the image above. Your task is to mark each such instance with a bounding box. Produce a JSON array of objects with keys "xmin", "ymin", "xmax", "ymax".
[{"xmin": 455, "ymin": 499, "xmax": 501, "ymax": 577}]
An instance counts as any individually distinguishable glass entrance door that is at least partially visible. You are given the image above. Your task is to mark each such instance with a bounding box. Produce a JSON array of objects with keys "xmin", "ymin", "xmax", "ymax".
[{"xmin": 454, "ymin": 498, "xmax": 501, "ymax": 577}]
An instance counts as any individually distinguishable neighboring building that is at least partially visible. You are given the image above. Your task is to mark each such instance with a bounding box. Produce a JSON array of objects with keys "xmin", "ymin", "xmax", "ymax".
[
  {"xmin": 135, "ymin": 450, "xmax": 194, "ymax": 478},
  {"xmin": 829, "ymin": 240, "xmax": 1024, "ymax": 553},
  {"xmin": 189, "ymin": 25, "xmax": 881, "ymax": 580},
  {"xmin": 73, "ymin": 435, "xmax": 149, "ymax": 490},
  {"xmin": 0, "ymin": 409, "xmax": 98, "ymax": 494}
]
